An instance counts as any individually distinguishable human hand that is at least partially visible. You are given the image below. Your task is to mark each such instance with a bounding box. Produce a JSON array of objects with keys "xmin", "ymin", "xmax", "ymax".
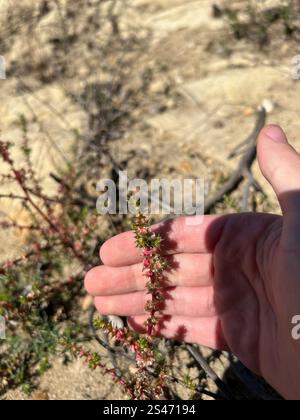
[{"xmin": 85, "ymin": 125, "xmax": 300, "ymax": 399}]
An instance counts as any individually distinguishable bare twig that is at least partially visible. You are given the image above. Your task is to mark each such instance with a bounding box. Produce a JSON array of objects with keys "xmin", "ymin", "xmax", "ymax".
[
  {"xmin": 204, "ymin": 107, "xmax": 267, "ymax": 213},
  {"xmin": 186, "ymin": 344, "xmax": 234, "ymax": 400}
]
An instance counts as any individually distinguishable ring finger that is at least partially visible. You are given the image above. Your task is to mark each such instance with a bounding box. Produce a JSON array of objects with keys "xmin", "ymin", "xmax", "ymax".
[{"xmin": 94, "ymin": 286, "xmax": 216, "ymax": 318}]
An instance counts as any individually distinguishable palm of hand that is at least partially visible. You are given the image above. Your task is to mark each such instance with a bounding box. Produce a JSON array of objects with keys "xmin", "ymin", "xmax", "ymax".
[{"xmin": 209, "ymin": 213, "xmax": 300, "ymax": 399}]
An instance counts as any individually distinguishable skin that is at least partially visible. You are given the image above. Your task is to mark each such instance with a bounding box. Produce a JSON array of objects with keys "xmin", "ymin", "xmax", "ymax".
[{"xmin": 85, "ymin": 125, "xmax": 300, "ymax": 400}]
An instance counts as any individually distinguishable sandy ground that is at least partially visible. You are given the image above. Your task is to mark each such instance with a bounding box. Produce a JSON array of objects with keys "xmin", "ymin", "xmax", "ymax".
[{"xmin": 1, "ymin": 0, "xmax": 300, "ymax": 399}]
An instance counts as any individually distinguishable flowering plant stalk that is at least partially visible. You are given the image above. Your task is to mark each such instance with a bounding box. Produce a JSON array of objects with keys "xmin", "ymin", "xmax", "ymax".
[
  {"xmin": 92, "ymin": 197, "xmax": 170, "ymax": 399},
  {"xmin": 62, "ymin": 339, "xmax": 135, "ymax": 399},
  {"xmin": 132, "ymin": 212, "xmax": 169, "ymax": 336}
]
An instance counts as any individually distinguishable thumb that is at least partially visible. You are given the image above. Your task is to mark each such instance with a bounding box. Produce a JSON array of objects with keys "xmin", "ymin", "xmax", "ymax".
[{"xmin": 257, "ymin": 125, "xmax": 300, "ymax": 214}]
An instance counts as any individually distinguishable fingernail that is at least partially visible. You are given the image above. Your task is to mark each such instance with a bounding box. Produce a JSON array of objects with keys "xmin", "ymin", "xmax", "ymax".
[{"xmin": 264, "ymin": 125, "xmax": 287, "ymax": 144}]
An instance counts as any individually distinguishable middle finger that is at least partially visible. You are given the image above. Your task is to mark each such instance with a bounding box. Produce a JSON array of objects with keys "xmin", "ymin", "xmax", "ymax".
[{"xmin": 85, "ymin": 253, "xmax": 213, "ymax": 296}]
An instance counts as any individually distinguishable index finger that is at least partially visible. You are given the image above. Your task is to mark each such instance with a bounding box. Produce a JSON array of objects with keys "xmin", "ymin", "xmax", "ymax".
[{"xmin": 100, "ymin": 215, "xmax": 225, "ymax": 267}]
